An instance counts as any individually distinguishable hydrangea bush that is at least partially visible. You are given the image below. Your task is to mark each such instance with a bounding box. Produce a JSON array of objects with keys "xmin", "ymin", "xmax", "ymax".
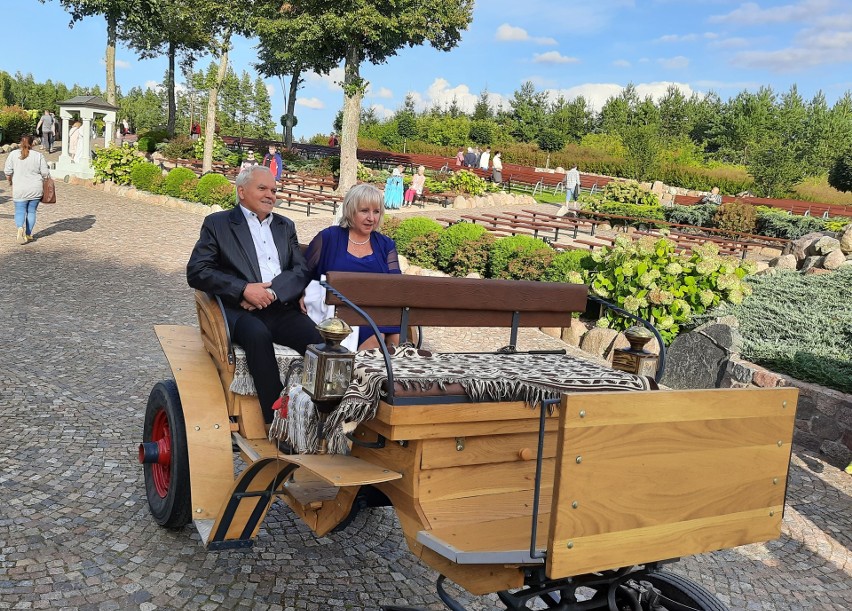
[{"xmin": 589, "ymin": 235, "xmax": 754, "ymax": 343}]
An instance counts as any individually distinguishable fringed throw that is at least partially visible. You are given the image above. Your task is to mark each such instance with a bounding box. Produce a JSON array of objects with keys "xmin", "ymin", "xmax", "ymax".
[{"xmin": 230, "ymin": 343, "xmax": 302, "ymax": 396}]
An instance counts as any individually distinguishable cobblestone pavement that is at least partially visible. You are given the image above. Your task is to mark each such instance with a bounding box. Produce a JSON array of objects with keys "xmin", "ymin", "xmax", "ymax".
[{"xmin": 0, "ymin": 178, "xmax": 850, "ymax": 611}]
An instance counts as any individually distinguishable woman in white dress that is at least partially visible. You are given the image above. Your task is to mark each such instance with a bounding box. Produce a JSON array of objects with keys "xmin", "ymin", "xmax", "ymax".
[{"xmin": 68, "ymin": 120, "xmax": 84, "ymax": 163}]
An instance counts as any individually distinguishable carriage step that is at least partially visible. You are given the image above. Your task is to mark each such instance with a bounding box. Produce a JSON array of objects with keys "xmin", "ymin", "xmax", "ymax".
[{"xmin": 276, "ymin": 454, "xmax": 402, "ymax": 487}]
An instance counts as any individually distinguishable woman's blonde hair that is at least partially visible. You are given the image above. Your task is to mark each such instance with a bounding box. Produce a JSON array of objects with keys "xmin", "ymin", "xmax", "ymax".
[{"xmin": 339, "ymin": 183, "xmax": 385, "ymax": 229}]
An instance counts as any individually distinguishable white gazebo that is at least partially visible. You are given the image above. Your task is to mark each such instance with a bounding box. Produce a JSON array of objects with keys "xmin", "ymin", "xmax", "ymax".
[{"xmin": 55, "ymin": 95, "xmax": 119, "ymax": 179}]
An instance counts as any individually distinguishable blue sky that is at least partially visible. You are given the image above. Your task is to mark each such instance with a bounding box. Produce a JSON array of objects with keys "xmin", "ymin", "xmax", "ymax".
[{"xmin": 6, "ymin": 0, "xmax": 852, "ymax": 138}]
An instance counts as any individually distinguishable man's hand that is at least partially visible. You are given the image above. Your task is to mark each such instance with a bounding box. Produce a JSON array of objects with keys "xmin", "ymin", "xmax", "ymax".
[
  {"xmin": 298, "ymin": 295, "xmax": 307, "ymax": 314},
  {"xmin": 243, "ymin": 282, "xmax": 274, "ymax": 309}
]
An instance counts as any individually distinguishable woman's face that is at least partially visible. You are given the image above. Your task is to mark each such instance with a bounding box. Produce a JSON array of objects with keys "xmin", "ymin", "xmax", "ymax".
[{"xmin": 352, "ymin": 199, "xmax": 382, "ymax": 234}]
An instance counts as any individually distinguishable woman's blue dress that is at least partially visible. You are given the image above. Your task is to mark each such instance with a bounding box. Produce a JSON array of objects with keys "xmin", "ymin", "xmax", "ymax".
[
  {"xmin": 384, "ymin": 175, "xmax": 404, "ymax": 210},
  {"xmin": 304, "ymin": 226, "xmax": 401, "ymax": 346}
]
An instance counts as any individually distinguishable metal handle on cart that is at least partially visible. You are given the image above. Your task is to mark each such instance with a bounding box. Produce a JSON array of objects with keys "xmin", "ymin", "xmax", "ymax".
[{"xmin": 529, "ymin": 396, "xmax": 562, "ymax": 561}]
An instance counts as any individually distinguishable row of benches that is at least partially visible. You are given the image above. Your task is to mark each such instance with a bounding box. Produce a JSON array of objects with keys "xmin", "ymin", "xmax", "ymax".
[{"xmin": 673, "ymin": 193, "xmax": 852, "ymax": 219}]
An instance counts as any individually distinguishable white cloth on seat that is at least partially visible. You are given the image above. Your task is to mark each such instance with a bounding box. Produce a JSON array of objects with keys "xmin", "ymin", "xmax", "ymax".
[
  {"xmin": 303, "ymin": 274, "xmax": 359, "ymax": 351},
  {"xmin": 229, "ymin": 343, "xmax": 301, "ymax": 395}
]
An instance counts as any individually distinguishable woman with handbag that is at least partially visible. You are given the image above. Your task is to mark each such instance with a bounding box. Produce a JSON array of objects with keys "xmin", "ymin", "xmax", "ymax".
[{"xmin": 4, "ymin": 134, "xmax": 51, "ymax": 244}]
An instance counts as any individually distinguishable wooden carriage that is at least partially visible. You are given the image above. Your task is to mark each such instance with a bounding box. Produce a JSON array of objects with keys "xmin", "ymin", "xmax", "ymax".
[{"xmin": 140, "ymin": 272, "xmax": 798, "ymax": 610}]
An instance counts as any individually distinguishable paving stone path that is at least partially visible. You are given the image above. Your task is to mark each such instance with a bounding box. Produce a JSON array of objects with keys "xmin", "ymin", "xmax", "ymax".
[{"xmin": 0, "ymin": 176, "xmax": 849, "ymax": 610}]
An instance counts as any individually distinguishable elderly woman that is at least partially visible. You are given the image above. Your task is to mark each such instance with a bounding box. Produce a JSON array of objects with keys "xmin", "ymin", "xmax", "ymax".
[{"xmin": 303, "ymin": 184, "xmax": 401, "ymax": 350}]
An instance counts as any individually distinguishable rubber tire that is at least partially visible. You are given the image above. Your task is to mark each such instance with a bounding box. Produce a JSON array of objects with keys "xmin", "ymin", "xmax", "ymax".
[
  {"xmin": 143, "ymin": 380, "xmax": 192, "ymax": 529},
  {"xmin": 643, "ymin": 570, "xmax": 729, "ymax": 611}
]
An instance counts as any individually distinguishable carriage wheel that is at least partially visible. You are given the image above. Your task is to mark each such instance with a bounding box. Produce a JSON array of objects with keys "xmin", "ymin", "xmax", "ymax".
[
  {"xmin": 139, "ymin": 380, "xmax": 191, "ymax": 528},
  {"xmin": 643, "ymin": 570, "xmax": 729, "ymax": 611}
]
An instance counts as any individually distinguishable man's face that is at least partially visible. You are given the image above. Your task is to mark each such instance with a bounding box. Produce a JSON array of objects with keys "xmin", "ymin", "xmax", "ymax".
[
  {"xmin": 238, "ymin": 170, "xmax": 277, "ymax": 219},
  {"xmin": 268, "ymin": 146, "xmax": 276, "ymax": 155}
]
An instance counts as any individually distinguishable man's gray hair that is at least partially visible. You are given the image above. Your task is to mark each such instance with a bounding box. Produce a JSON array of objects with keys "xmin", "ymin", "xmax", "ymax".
[
  {"xmin": 339, "ymin": 184, "xmax": 385, "ymax": 228},
  {"xmin": 236, "ymin": 164, "xmax": 272, "ymax": 190}
]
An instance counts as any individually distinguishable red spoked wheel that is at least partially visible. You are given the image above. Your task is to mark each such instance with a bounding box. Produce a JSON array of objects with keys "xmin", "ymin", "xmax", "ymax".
[{"xmin": 140, "ymin": 380, "xmax": 191, "ymax": 528}]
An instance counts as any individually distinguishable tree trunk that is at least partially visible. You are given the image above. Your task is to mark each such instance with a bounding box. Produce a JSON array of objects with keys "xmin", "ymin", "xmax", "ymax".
[
  {"xmin": 105, "ymin": 16, "xmax": 117, "ymax": 105},
  {"xmin": 166, "ymin": 41, "xmax": 176, "ymax": 137},
  {"xmin": 203, "ymin": 33, "xmax": 231, "ymax": 174},
  {"xmin": 285, "ymin": 68, "xmax": 300, "ymax": 148},
  {"xmin": 337, "ymin": 45, "xmax": 362, "ymax": 194}
]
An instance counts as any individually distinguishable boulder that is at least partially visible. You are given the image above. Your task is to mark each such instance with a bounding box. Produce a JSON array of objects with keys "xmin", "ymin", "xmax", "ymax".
[
  {"xmin": 598, "ymin": 223, "xmax": 612, "ymax": 232},
  {"xmin": 822, "ymin": 248, "xmax": 846, "ymax": 270},
  {"xmin": 579, "ymin": 327, "xmax": 619, "ymax": 361},
  {"xmin": 406, "ymin": 265, "xmax": 422, "ymax": 275},
  {"xmin": 805, "ymin": 267, "xmax": 831, "ymax": 275},
  {"xmin": 760, "ymin": 246, "xmax": 783, "ymax": 258},
  {"xmin": 560, "ymin": 320, "xmax": 588, "ymax": 347},
  {"xmin": 452, "ymin": 195, "xmax": 468, "ymax": 209},
  {"xmin": 809, "ymin": 236, "xmax": 841, "ymax": 256},
  {"xmin": 397, "ymin": 254, "xmax": 410, "ymax": 273},
  {"xmin": 660, "ymin": 323, "xmax": 740, "ymax": 389},
  {"xmin": 465, "ymin": 272, "xmax": 481, "ymax": 279},
  {"xmin": 839, "ymin": 224, "xmax": 852, "ymax": 255},
  {"xmin": 754, "ymin": 261, "xmax": 770, "ymax": 273},
  {"xmin": 799, "ymin": 255, "xmax": 824, "ymax": 273},
  {"xmin": 651, "ymin": 180, "xmax": 665, "ymax": 196},
  {"xmin": 540, "ymin": 327, "xmax": 563, "ymax": 340},
  {"xmin": 792, "ymin": 231, "xmax": 831, "ymax": 261},
  {"xmin": 769, "ymin": 254, "xmax": 797, "ymax": 270}
]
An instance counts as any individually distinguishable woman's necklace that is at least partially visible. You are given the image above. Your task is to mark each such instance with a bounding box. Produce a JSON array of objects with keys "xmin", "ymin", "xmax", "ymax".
[{"xmin": 348, "ymin": 233, "xmax": 370, "ymax": 245}]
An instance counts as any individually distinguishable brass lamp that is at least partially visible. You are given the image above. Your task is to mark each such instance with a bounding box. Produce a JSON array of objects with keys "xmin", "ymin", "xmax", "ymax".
[
  {"xmin": 612, "ymin": 325, "xmax": 659, "ymax": 377},
  {"xmin": 301, "ymin": 318, "xmax": 356, "ymax": 404}
]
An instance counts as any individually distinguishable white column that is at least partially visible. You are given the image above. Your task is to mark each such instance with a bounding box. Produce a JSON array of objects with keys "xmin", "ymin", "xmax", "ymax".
[
  {"xmin": 104, "ymin": 120, "xmax": 114, "ymax": 147},
  {"xmin": 81, "ymin": 117, "xmax": 92, "ymax": 163},
  {"xmin": 59, "ymin": 117, "xmax": 71, "ymax": 162}
]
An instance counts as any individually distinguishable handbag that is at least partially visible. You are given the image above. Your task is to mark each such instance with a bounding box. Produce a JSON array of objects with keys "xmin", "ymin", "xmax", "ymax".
[{"xmin": 41, "ymin": 177, "xmax": 57, "ymax": 204}]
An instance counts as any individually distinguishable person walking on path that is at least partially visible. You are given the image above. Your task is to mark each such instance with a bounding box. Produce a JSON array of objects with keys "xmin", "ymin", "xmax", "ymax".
[
  {"xmin": 557, "ymin": 165, "xmax": 581, "ymax": 217},
  {"xmin": 4, "ymin": 134, "xmax": 51, "ymax": 244},
  {"xmin": 35, "ymin": 110, "xmax": 55, "ymax": 154},
  {"xmin": 491, "ymin": 151, "xmax": 503, "ymax": 186}
]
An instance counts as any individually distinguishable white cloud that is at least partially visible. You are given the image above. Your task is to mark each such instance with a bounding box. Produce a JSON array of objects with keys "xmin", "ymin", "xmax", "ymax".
[
  {"xmin": 709, "ymin": 37, "xmax": 751, "ymax": 49},
  {"xmin": 656, "ymin": 33, "xmax": 698, "ymax": 43},
  {"xmin": 306, "ymin": 67, "xmax": 344, "ymax": 91},
  {"xmin": 543, "ymin": 82, "xmax": 695, "ymax": 112},
  {"xmin": 612, "ymin": 59, "xmax": 632, "ymax": 68},
  {"xmin": 145, "ymin": 80, "xmax": 159, "ymax": 91},
  {"xmin": 658, "ymin": 55, "xmax": 690, "ymax": 69},
  {"xmin": 368, "ymin": 86, "xmax": 394, "ymax": 99},
  {"xmin": 296, "ymin": 97, "xmax": 325, "ymax": 110},
  {"xmin": 494, "ymin": 23, "xmax": 557, "ymax": 45},
  {"xmin": 533, "ymin": 51, "xmax": 579, "ymax": 64},
  {"xmin": 266, "ymin": 83, "xmax": 275, "ymax": 97},
  {"xmin": 406, "ymin": 78, "xmax": 508, "ymax": 114},
  {"xmin": 709, "ymin": 0, "xmax": 835, "ymax": 26},
  {"xmin": 369, "ymin": 104, "xmax": 395, "ymax": 120}
]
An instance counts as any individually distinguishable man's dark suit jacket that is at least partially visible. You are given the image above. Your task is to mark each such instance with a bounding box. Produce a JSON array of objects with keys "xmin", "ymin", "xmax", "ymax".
[{"xmin": 186, "ymin": 206, "xmax": 310, "ymax": 324}]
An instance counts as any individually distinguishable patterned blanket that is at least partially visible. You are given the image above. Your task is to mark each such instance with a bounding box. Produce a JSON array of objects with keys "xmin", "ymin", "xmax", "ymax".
[
  {"xmin": 230, "ymin": 343, "xmax": 301, "ymax": 396},
  {"xmin": 273, "ymin": 347, "xmax": 651, "ymax": 454}
]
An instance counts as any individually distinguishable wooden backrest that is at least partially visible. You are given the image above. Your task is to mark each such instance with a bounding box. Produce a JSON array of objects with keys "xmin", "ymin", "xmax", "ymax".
[
  {"xmin": 546, "ymin": 387, "xmax": 798, "ymax": 579},
  {"xmin": 194, "ymin": 290, "xmax": 234, "ymax": 373},
  {"xmin": 324, "ymin": 271, "xmax": 589, "ymax": 328}
]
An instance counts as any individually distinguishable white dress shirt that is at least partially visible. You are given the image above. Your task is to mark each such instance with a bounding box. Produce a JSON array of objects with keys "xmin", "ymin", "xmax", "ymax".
[{"xmin": 240, "ymin": 204, "xmax": 282, "ymax": 282}]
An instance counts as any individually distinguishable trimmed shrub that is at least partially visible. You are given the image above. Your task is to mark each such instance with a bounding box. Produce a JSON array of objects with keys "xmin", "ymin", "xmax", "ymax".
[
  {"xmin": 196, "ymin": 173, "xmax": 232, "ymax": 206},
  {"xmin": 394, "ymin": 217, "xmax": 444, "ymax": 254},
  {"xmin": 724, "ymin": 268, "xmax": 852, "ymax": 394},
  {"xmin": 542, "ymin": 250, "xmax": 593, "ymax": 283},
  {"xmin": 91, "ymin": 145, "xmax": 144, "ymax": 185},
  {"xmin": 379, "ymin": 216, "xmax": 402, "ymax": 241},
  {"xmin": 161, "ymin": 135, "xmax": 195, "ymax": 159},
  {"xmin": 163, "ymin": 167, "xmax": 198, "ymax": 198},
  {"xmin": 129, "ymin": 162, "xmax": 163, "ymax": 192},
  {"xmin": 586, "ymin": 201, "xmax": 666, "ymax": 225},
  {"xmin": 436, "ymin": 222, "xmax": 489, "ymax": 271},
  {"xmin": 136, "ymin": 136, "xmax": 157, "ymax": 153},
  {"xmin": 489, "ymin": 235, "xmax": 554, "ymax": 281},
  {"xmin": 0, "ymin": 106, "xmax": 34, "ymax": 144},
  {"xmin": 713, "ymin": 200, "xmax": 757, "ymax": 235},
  {"xmin": 405, "ymin": 231, "xmax": 441, "ymax": 269},
  {"xmin": 179, "ymin": 177, "xmax": 199, "ymax": 201},
  {"xmin": 754, "ymin": 208, "xmax": 827, "ymax": 239},
  {"xmin": 663, "ymin": 204, "xmax": 719, "ymax": 228},
  {"xmin": 447, "ymin": 233, "xmax": 494, "ymax": 277},
  {"xmin": 445, "ymin": 170, "xmax": 489, "ymax": 196},
  {"xmin": 207, "ymin": 183, "xmax": 237, "ymax": 209},
  {"xmin": 589, "ymin": 235, "xmax": 754, "ymax": 344}
]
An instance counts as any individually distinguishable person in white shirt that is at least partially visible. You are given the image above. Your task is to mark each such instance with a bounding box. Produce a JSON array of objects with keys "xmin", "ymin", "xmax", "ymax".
[
  {"xmin": 186, "ymin": 165, "xmax": 321, "ymax": 423},
  {"xmin": 4, "ymin": 134, "xmax": 51, "ymax": 244},
  {"xmin": 491, "ymin": 151, "xmax": 503, "ymax": 185},
  {"xmin": 479, "ymin": 147, "xmax": 491, "ymax": 171},
  {"xmin": 557, "ymin": 166, "xmax": 581, "ymax": 217}
]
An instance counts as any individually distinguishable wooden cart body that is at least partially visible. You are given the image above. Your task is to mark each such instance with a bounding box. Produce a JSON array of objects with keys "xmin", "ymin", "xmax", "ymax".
[{"xmin": 147, "ymin": 272, "xmax": 798, "ymax": 599}]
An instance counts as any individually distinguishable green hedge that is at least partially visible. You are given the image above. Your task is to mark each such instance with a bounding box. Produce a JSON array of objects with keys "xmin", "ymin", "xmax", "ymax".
[
  {"xmin": 129, "ymin": 162, "xmax": 163, "ymax": 192},
  {"xmin": 163, "ymin": 167, "xmax": 197, "ymax": 198},
  {"xmin": 489, "ymin": 234, "xmax": 554, "ymax": 280},
  {"xmin": 196, "ymin": 173, "xmax": 232, "ymax": 206},
  {"xmin": 0, "ymin": 106, "xmax": 34, "ymax": 144}
]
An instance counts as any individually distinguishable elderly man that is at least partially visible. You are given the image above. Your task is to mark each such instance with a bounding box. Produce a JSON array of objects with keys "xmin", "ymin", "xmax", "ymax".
[{"xmin": 187, "ymin": 165, "xmax": 321, "ymax": 423}]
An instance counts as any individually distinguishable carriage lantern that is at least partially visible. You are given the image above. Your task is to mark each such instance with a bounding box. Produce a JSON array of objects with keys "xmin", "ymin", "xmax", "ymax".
[
  {"xmin": 301, "ymin": 318, "xmax": 356, "ymax": 403},
  {"xmin": 612, "ymin": 325, "xmax": 659, "ymax": 377}
]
